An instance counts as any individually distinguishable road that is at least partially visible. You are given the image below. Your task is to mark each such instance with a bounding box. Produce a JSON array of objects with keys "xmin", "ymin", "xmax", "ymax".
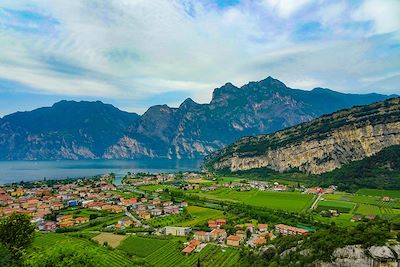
[
  {"xmin": 125, "ymin": 209, "xmax": 142, "ymax": 226},
  {"xmin": 310, "ymin": 193, "xmax": 323, "ymax": 210}
]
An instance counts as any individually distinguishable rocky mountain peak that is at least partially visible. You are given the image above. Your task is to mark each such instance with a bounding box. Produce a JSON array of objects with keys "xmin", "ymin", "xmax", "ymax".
[
  {"xmin": 248, "ymin": 76, "xmax": 288, "ymax": 91},
  {"xmin": 179, "ymin": 98, "xmax": 199, "ymax": 110},
  {"xmin": 210, "ymin": 82, "xmax": 240, "ymax": 105}
]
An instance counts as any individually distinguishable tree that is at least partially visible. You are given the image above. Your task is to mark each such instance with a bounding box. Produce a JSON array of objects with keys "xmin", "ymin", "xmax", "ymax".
[
  {"xmin": 0, "ymin": 244, "xmax": 12, "ymax": 266},
  {"xmin": 246, "ymin": 229, "xmax": 252, "ymax": 239},
  {"xmin": 0, "ymin": 213, "xmax": 35, "ymax": 256}
]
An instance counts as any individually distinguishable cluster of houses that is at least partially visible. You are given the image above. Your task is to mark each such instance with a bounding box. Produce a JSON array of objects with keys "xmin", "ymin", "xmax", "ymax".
[
  {"xmin": 125, "ymin": 197, "xmax": 188, "ymax": 221},
  {"xmin": 275, "ymin": 224, "xmax": 309, "ymax": 236},
  {"xmin": 40, "ymin": 214, "xmax": 91, "ymax": 230},
  {"xmin": 225, "ymin": 223, "xmax": 272, "ymax": 247},
  {"xmin": 122, "ymin": 173, "xmax": 176, "ymax": 186},
  {"xmin": 178, "ymin": 219, "xmax": 300, "ymax": 254},
  {"xmin": 0, "ymin": 173, "xmax": 194, "ymax": 234},
  {"xmin": 0, "ymin": 177, "xmax": 127, "ymax": 230}
]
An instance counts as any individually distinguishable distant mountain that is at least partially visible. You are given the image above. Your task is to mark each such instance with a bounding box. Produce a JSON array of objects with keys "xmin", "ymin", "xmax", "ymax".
[
  {"xmin": 0, "ymin": 76, "xmax": 395, "ymax": 160},
  {"xmin": 0, "ymin": 101, "xmax": 139, "ymax": 160},
  {"xmin": 203, "ymin": 98, "xmax": 400, "ymax": 174}
]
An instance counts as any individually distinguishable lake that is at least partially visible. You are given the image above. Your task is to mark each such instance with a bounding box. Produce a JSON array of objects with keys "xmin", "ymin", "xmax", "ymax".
[{"xmin": 0, "ymin": 159, "xmax": 201, "ymax": 185}]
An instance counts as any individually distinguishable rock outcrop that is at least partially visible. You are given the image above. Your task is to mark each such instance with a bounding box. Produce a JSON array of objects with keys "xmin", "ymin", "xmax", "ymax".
[{"xmin": 204, "ymin": 98, "xmax": 400, "ymax": 174}]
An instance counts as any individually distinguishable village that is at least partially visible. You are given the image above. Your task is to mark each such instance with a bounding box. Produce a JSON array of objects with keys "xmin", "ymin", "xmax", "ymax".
[{"xmin": 0, "ymin": 171, "xmax": 323, "ymax": 255}]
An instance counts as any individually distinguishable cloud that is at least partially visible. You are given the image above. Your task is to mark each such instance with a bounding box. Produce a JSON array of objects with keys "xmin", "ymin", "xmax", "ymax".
[
  {"xmin": 261, "ymin": 0, "xmax": 312, "ymax": 18},
  {"xmin": 0, "ymin": 0, "xmax": 399, "ymax": 114},
  {"xmin": 353, "ymin": 0, "xmax": 400, "ymax": 35}
]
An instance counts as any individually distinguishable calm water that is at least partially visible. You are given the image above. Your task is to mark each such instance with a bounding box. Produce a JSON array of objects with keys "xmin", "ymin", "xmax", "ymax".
[{"xmin": 0, "ymin": 159, "xmax": 201, "ymax": 185}]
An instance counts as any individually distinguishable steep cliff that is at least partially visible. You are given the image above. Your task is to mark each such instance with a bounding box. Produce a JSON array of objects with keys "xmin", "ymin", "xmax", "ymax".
[{"xmin": 204, "ymin": 98, "xmax": 400, "ymax": 174}]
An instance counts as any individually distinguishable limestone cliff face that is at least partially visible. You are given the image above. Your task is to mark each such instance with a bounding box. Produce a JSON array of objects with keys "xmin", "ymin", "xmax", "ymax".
[
  {"xmin": 205, "ymin": 98, "xmax": 400, "ymax": 174},
  {"xmin": 103, "ymin": 136, "xmax": 155, "ymax": 159}
]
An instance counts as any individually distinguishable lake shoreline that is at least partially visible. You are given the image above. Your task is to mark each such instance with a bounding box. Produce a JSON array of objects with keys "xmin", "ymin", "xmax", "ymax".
[{"xmin": 0, "ymin": 159, "xmax": 201, "ymax": 185}]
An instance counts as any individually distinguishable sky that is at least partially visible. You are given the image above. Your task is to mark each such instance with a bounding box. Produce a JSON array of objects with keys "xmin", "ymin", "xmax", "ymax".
[{"xmin": 0, "ymin": 0, "xmax": 399, "ymax": 116}]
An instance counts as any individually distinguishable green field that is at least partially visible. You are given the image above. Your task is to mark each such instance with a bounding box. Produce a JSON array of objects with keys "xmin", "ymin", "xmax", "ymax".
[
  {"xmin": 355, "ymin": 204, "xmax": 381, "ymax": 215},
  {"xmin": 316, "ymin": 200, "xmax": 356, "ymax": 213},
  {"xmin": 214, "ymin": 176, "xmax": 244, "ymax": 183},
  {"xmin": 174, "ymin": 206, "xmax": 224, "ymax": 227},
  {"xmin": 118, "ymin": 236, "xmax": 170, "ymax": 257},
  {"xmin": 356, "ymin": 189, "xmax": 400, "ymax": 198},
  {"xmin": 320, "ymin": 190, "xmax": 400, "ymax": 217},
  {"xmin": 194, "ymin": 188, "xmax": 314, "ymax": 212},
  {"xmin": 30, "ymin": 233, "xmax": 135, "ymax": 267}
]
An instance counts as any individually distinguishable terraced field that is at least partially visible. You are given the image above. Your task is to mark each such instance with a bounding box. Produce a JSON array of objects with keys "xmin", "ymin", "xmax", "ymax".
[{"xmin": 194, "ymin": 188, "xmax": 314, "ymax": 212}]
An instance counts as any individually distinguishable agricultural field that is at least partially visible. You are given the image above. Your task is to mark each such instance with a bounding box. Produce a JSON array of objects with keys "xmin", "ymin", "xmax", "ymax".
[
  {"xmin": 30, "ymin": 233, "xmax": 135, "ymax": 267},
  {"xmin": 316, "ymin": 189, "xmax": 400, "ymax": 220},
  {"xmin": 355, "ymin": 204, "xmax": 381, "ymax": 215},
  {"xmin": 356, "ymin": 189, "xmax": 400, "ymax": 198},
  {"xmin": 92, "ymin": 233, "xmax": 127, "ymax": 248},
  {"xmin": 173, "ymin": 206, "xmax": 224, "ymax": 227},
  {"xmin": 316, "ymin": 200, "xmax": 356, "ymax": 213},
  {"xmin": 213, "ymin": 176, "xmax": 244, "ymax": 183},
  {"xmin": 148, "ymin": 240, "xmax": 239, "ymax": 267},
  {"xmin": 117, "ymin": 235, "xmax": 239, "ymax": 267},
  {"xmin": 194, "ymin": 188, "xmax": 314, "ymax": 212},
  {"xmin": 147, "ymin": 214, "xmax": 183, "ymax": 228},
  {"xmin": 118, "ymin": 236, "xmax": 170, "ymax": 257},
  {"xmin": 188, "ymin": 179, "xmax": 214, "ymax": 185}
]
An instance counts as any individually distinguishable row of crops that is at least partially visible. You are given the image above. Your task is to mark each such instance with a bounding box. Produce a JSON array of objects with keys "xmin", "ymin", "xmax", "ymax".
[
  {"xmin": 318, "ymin": 190, "xmax": 400, "ymax": 216},
  {"xmin": 144, "ymin": 242, "xmax": 240, "ymax": 267},
  {"xmin": 32, "ymin": 233, "xmax": 135, "ymax": 267}
]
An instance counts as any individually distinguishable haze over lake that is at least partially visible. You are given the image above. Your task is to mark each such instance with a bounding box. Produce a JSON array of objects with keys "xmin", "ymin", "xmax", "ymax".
[{"xmin": 0, "ymin": 159, "xmax": 201, "ymax": 184}]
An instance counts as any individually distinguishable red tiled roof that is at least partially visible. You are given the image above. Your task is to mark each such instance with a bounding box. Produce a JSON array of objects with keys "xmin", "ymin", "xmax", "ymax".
[{"xmin": 227, "ymin": 235, "xmax": 241, "ymax": 241}]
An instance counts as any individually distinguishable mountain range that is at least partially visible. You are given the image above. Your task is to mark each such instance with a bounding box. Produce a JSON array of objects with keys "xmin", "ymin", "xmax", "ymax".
[
  {"xmin": 203, "ymin": 97, "xmax": 400, "ymax": 174},
  {"xmin": 0, "ymin": 76, "xmax": 395, "ymax": 160}
]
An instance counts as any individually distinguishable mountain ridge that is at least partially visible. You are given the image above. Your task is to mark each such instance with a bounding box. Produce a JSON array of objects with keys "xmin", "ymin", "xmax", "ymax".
[
  {"xmin": 0, "ymin": 76, "xmax": 396, "ymax": 160},
  {"xmin": 203, "ymin": 97, "xmax": 400, "ymax": 174}
]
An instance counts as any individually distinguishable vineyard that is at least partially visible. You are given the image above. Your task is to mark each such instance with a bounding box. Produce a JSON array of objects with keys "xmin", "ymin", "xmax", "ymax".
[
  {"xmin": 145, "ymin": 242, "xmax": 239, "ymax": 267},
  {"xmin": 321, "ymin": 190, "xmax": 400, "ymax": 217},
  {"xmin": 31, "ymin": 233, "xmax": 136, "ymax": 267},
  {"xmin": 118, "ymin": 236, "xmax": 170, "ymax": 257}
]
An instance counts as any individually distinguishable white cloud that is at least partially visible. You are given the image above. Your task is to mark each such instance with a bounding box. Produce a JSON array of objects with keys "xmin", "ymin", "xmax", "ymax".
[
  {"xmin": 353, "ymin": 0, "xmax": 400, "ymax": 35},
  {"xmin": 261, "ymin": 0, "xmax": 312, "ymax": 18},
  {"xmin": 0, "ymin": 0, "xmax": 399, "ymax": 114}
]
